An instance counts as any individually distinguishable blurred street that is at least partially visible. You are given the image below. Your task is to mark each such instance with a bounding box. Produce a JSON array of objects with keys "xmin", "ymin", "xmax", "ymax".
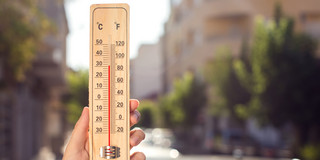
[
  {"xmin": 147, "ymin": 155, "xmax": 290, "ymax": 160},
  {"xmin": 131, "ymin": 128, "xmax": 292, "ymax": 160}
]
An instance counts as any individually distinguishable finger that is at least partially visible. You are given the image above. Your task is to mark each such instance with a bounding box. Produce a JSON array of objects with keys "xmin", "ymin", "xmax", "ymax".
[
  {"xmin": 130, "ymin": 128, "xmax": 145, "ymax": 149},
  {"xmin": 130, "ymin": 99, "xmax": 139, "ymax": 112},
  {"xmin": 130, "ymin": 110, "xmax": 140, "ymax": 127},
  {"xmin": 130, "ymin": 152, "xmax": 146, "ymax": 160},
  {"xmin": 67, "ymin": 107, "xmax": 89, "ymax": 150}
]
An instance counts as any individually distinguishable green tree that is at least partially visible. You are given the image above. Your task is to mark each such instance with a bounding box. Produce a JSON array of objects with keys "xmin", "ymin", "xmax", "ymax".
[
  {"xmin": 0, "ymin": 0, "xmax": 53, "ymax": 85},
  {"xmin": 233, "ymin": 15, "xmax": 320, "ymax": 158},
  {"xmin": 160, "ymin": 72, "xmax": 207, "ymax": 129},
  {"xmin": 301, "ymin": 144, "xmax": 320, "ymax": 160},
  {"xmin": 65, "ymin": 70, "xmax": 89, "ymax": 124},
  {"xmin": 204, "ymin": 47, "xmax": 250, "ymax": 126},
  {"xmin": 136, "ymin": 100, "xmax": 162, "ymax": 128}
]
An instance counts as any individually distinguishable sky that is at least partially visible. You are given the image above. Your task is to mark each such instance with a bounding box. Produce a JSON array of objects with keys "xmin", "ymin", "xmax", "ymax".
[{"xmin": 65, "ymin": 0, "xmax": 170, "ymax": 70}]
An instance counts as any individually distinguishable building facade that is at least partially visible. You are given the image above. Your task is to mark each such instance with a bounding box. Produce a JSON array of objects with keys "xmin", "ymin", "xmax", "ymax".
[
  {"xmin": 0, "ymin": 0, "xmax": 68, "ymax": 159},
  {"xmin": 131, "ymin": 43, "xmax": 163, "ymax": 100},
  {"xmin": 161, "ymin": 0, "xmax": 320, "ymax": 154},
  {"xmin": 163, "ymin": 0, "xmax": 320, "ymax": 92}
]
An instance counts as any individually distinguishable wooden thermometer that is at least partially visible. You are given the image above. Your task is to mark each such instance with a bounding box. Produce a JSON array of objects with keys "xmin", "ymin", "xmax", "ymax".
[{"xmin": 89, "ymin": 4, "xmax": 130, "ymax": 160}]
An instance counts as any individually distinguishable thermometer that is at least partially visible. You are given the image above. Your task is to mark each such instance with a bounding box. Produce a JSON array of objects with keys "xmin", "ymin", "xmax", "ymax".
[{"xmin": 89, "ymin": 4, "xmax": 130, "ymax": 160}]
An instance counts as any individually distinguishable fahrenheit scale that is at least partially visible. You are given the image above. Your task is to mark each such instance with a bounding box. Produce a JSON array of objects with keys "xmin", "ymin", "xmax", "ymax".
[{"xmin": 89, "ymin": 4, "xmax": 130, "ymax": 160}]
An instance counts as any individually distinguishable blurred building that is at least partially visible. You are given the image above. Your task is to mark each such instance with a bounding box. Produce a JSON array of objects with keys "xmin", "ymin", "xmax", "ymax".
[
  {"xmin": 0, "ymin": 0, "xmax": 68, "ymax": 160},
  {"xmin": 161, "ymin": 0, "xmax": 320, "ymax": 155},
  {"xmin": 163, "ymin": 0, "xmax": 320, "ymax": 92},
  {"xmin": 131, "ymin": 43, "xmax": 163, "ymax": 100}
]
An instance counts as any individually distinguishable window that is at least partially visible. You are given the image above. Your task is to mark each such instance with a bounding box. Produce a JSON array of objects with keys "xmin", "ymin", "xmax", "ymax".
[
  {"xmin": 302, "ymin": 12, "xmax": 320, "ymax": 38},
  {"xmin": 205, "ymin": 15, "xmax": 249, "ymax": 40}
]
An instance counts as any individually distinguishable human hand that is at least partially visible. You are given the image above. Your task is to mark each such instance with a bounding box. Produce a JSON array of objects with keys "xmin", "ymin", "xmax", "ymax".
[{"xmin": 63, "ymin": 99, "xmax": 145, "ymax": 160}]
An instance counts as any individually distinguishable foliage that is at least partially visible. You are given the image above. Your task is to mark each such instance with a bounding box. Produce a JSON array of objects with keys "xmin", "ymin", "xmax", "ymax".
[
  {"xmin": 203, "ymin": 4, "xmax": 320, "ymax": 156},
  {"xmin": 0, "ymin": 0, "xmax": 53, "ymax": 84},
  {"xmin": 301, "ymin": 144, "xmax": 320, "ymax": 160},
  {"xmin": 65, "ymin": 70, "xmax": 89, "ymax": 124},
  {"xmin": 136, "ymin": 100, "xmax": 162, "ymax": 128},
  {"xmin": 232, "ymin": 14, "xmax": 320, "ymax": 157},
  {"xmin": 159, "ymin": 72, "xmax": 207, "ymax": 128},
  {"xmin": 233, "ymin": 16, "xmax": 320, "ymax": 125},
  {"xmin": 204, "ymin": 47, "xmax": 250, "ymax": 121}
]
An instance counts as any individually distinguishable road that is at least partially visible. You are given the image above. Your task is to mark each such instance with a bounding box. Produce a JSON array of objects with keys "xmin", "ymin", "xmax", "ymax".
[
  {"xmin": 130, "ymin": 129, "xmax": 291, "ymax": 160},
  {"xmin": 131, "ymin": 144, "xmax": 291, "ymax": 160},
  {"xmin": 147, "ymin": 155, "xmax": 291, "ymax": 160}
]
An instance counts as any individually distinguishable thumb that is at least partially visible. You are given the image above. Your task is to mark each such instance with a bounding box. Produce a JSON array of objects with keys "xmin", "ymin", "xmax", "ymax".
[{"xmin": 68, "ymin": 107, "xmax": 89, "ymax": 150}]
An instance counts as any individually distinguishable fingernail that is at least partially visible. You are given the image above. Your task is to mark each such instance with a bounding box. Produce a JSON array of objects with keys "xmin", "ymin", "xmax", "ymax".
[
  {"xmin": 132, "ymin": 135, "xmax": 139, "ymax": 145},
  {"xmin": 131, "ymin": 99, "xmax": 139, "ymax": 106},
  {"xmin": 134, "ymin": 110, "xmax": 140, "ymax": 121}
]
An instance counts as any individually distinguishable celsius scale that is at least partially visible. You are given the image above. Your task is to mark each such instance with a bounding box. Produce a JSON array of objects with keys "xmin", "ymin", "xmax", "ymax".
[{"xmin": 89, "ymin": 4, "xmax": 130, "ymax": 160}]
